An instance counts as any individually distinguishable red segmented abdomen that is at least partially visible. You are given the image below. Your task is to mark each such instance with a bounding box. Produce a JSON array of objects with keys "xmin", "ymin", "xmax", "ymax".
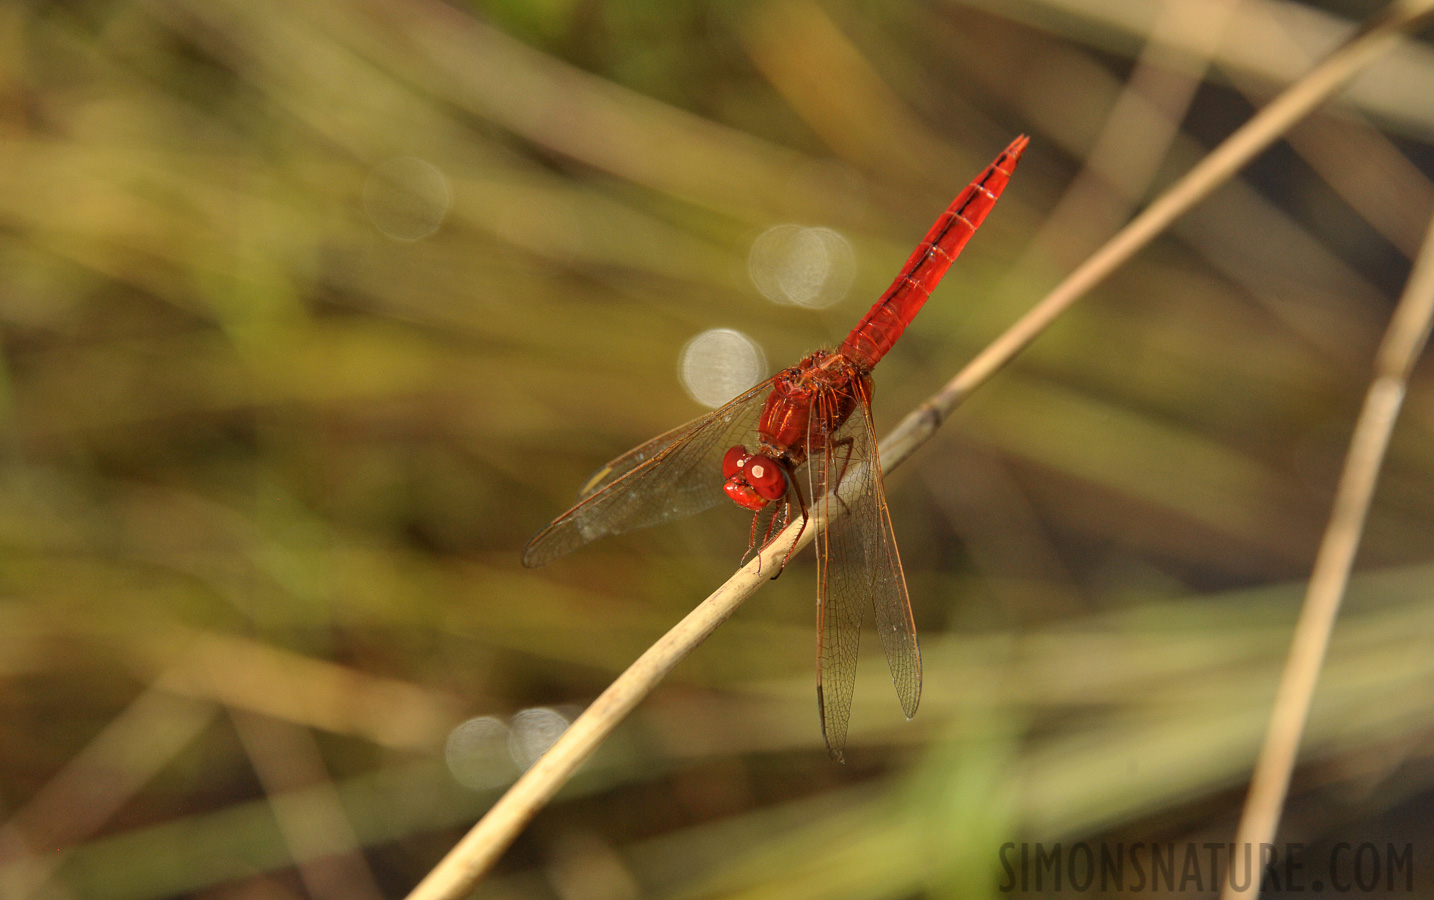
[{"xmin": 838, "ymin": 135, "xmax": 1028, "ymax": 371}]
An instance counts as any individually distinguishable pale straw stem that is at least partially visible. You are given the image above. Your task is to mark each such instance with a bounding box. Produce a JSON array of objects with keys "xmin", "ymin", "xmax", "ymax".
[{"xmin": 1220, "ymin": 192, "xmax": 1434, "ymax": 900}]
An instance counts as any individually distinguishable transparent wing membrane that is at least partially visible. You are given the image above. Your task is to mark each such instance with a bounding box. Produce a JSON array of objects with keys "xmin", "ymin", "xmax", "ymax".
[
  {"xmin": 808, "ymin": 382, "xmax": 920, "ymax": 761},
  {"xmin": 522, "ymin": 380, "xmax": 773, "ymax": 567}
]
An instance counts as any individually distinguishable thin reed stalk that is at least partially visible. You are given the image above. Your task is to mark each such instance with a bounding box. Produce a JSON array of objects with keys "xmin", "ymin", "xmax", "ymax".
[
  {"xmin": 405, "ymin": 3, "xmax": 1434, "ymax": 898},
  {"xmin": 1220, "ymin": 196, "xmax": 1434, "ymax": 900}
]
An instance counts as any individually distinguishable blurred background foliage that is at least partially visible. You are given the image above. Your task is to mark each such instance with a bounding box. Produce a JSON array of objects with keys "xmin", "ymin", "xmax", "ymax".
[{"xmin": 2, "ymin": 0, "xmax": 1434, "ymax": 898}]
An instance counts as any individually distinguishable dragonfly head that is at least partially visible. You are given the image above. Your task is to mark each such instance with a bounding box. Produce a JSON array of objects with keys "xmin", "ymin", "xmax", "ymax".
[{"xmin": 722, "ymin": 446, "xmax": 787, "ymax": 510}]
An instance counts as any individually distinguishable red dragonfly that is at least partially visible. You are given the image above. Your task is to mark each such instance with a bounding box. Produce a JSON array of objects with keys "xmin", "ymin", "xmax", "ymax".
[{"xmin": 524, "ymin": 136, "xmax": 1028, "ymax": 759}]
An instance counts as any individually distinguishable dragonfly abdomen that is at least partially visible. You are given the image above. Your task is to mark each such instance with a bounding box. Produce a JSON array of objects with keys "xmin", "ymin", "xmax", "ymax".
[{"xmin": 839, "ymin": 136, "xmax": 1028, "ymax": 371}]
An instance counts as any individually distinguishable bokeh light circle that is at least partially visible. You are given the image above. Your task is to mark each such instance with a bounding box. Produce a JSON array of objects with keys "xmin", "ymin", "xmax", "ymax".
[
  {"xmin": 678, "ymin": 328, "xmax": 768, "ymax": 408},
  {"xmin": 748, "ymin": 225, "xmax": 855, "ymax": 308},
  {"xmin": 508, "ymin": 707, "xmax": 570, "ymax": 770},
  {"xmin": 444, "ymin": 716, "xmax": 518, "ymax": 790},
  {"xmin": 363, "ymin": 156, "xmax": 452, "ymax": 241}
]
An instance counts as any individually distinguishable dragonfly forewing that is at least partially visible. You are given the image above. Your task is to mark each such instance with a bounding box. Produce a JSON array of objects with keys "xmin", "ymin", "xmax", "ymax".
[{"xmin": 522, "ymin": 380, "xmax": 774, "ymax": 567}]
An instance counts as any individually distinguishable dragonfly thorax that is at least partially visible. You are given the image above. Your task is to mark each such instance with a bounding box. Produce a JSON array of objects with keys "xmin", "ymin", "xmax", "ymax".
[{"xmin": 722, "ymin": 446, "xmax": 787, "ymax": 510}]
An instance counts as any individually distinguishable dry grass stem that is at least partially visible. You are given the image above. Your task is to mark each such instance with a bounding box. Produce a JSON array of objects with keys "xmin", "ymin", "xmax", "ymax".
[
  {"xmin": 405, "ymin": 4, "xmax": 1434, "ymax": 898},
  {"xmin": 1220, "ymin": 202, "xmax": 1434, "ymax": 900}
]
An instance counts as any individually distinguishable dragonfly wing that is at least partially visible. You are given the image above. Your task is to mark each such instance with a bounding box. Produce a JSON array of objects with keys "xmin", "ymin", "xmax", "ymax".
[
  {"xmin": 808, "ymin": 381, "xmax": 920, "ymax": 760},
  {"xmin": 522, "ymin": 379, "xmax": 773, "ymax": 567}
]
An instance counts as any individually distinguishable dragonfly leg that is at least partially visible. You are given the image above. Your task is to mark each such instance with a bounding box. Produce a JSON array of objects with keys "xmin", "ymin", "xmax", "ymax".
[
  {"xmin": 748, "ymin": 500, "xmax": 785, "ymax": 574},
  {"xmin": 742, "ymin": 508, "xmax": 765, "ymax": 567},
  {"xmin": 773, "ymin": 485, "xmax": 809, "ymax": 577},
  {"xmin": 759, "ymin": 500, "xmax": 793, "ymax": 576}
]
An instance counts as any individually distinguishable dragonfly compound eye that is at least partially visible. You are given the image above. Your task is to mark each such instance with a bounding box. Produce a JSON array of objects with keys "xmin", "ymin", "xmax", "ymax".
[
  {"xmin": 722, "ymin": 446, "xmax": 783, "ymax": 510},
  {"xmin": 722, "ymin": 446, "xmax": 752, "ymax": 480},
  {"xmin": 745, "ymin": 456, "xmax": 787, "ymax": 500}
]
